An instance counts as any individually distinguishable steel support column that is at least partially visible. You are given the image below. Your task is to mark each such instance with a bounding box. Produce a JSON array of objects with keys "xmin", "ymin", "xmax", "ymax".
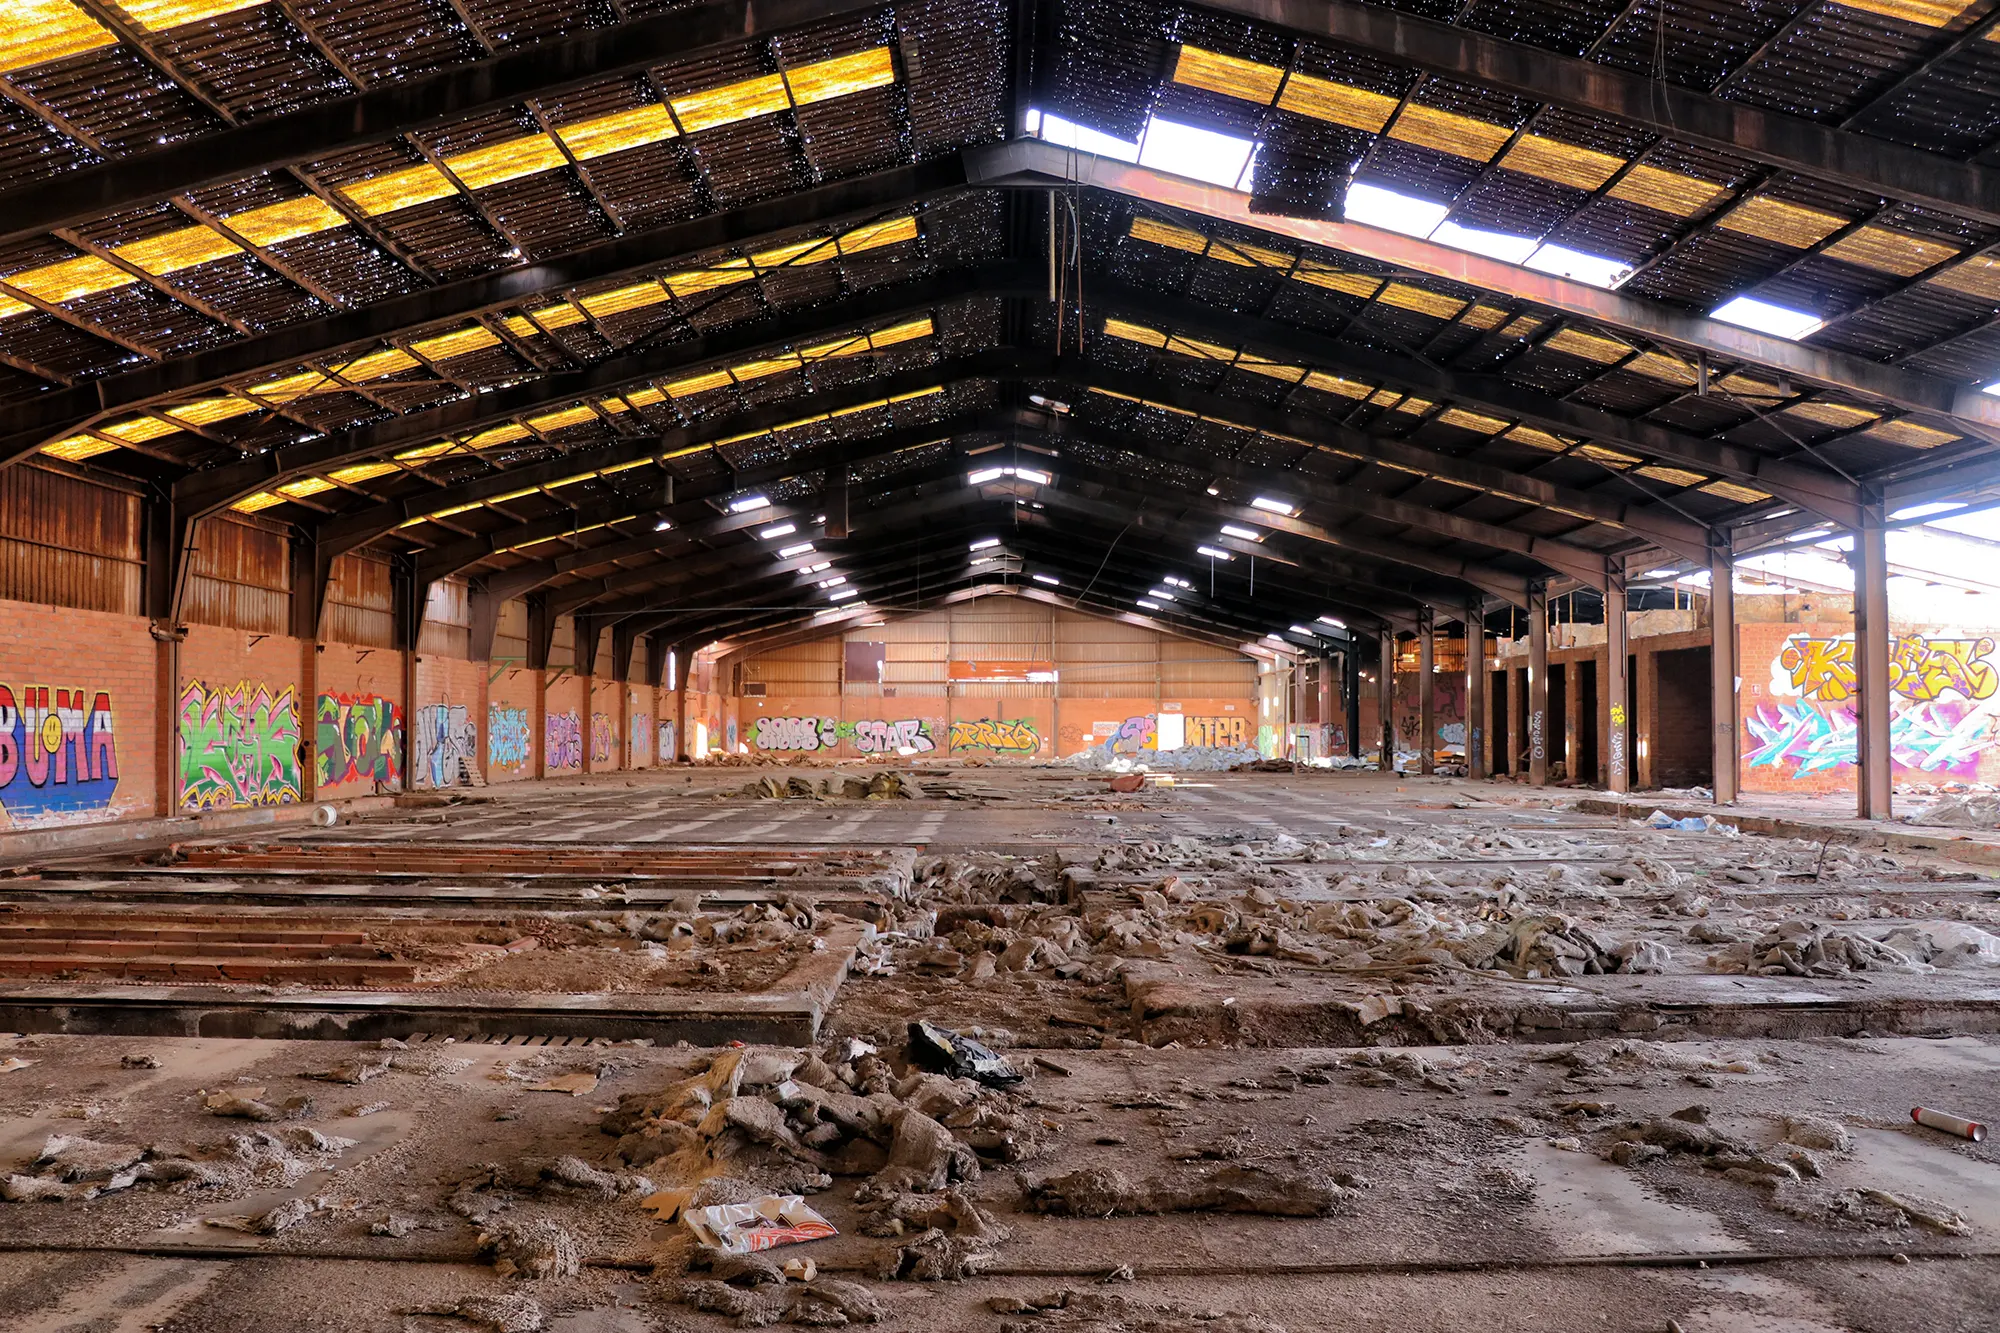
[
  {"xmin": 1345, "ymin": 645, "xmax": 1361, "ymax": 760},
  {"xmin": 1377, "ymin": 629, "xmax": 1396, "ymax": 772},
  {"xmin": 1418, "ymin": 605, "xmax": 1435, "ymax": 776},
  {"xmin": 1527, "ymin": 583, "xmax": 1550, "ymax": 787},
  {"xmin": 1465, "ymin": 604, "xmax": 1485, "ymax": 780},
  {"xmin": 1605, "ymin": 562, "xmax": 1631, "ymax": 795},
  {"xmin": 1854, "ymin": 510, "xmax": 1893, "ymax": 820},
  {"xmin": 1709, "ymin": 541, "xmax": 1740, "ymax": 805}
]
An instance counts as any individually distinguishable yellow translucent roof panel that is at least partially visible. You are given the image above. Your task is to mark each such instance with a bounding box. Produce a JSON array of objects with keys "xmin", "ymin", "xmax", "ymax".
[
  {"xmin": 168, "ymin": 397, "xmax": 258, "ymax": 427},
  {"xmin": 1, "ymin": 2, "xmax": 114, "ymax": 73},
  {"xmin": 1302, "ymin": 370, "xmax": 1370, "ymax": 399},
  {"xmin": 1163, "ymin": 334, "xmax": 1236, "ymax": 361},
  {"xmin": 113, "ymin": 226, "xmax": 241, "ymax": 275},
  {"xmin": 1378, "ymin": 283, "xmax": 1465, "ymax": 319},
  {"xmin": 223, "ymin": 196, "xmax": 349, "ymax": 248},
  {"xmin": 1499, "ymin": 135, "xmax": 1625, "ymax": 192},
  {"xmin": 328, "ymin": 461, "xmax": 401, "ymax": 484},
  {"xmin": 1171, "ymin": 45, "xmax": 1283, "ymax": 104},
  {"xmin": 867, "ymin": 316, "xmax": 931, "ymax": 347},
  {"xmin": 1276, "ymin": 72, "xmax": 1397, "ymax": 133},
  {"xmin": 1507, "ymin": 426, "xmax": 1572, "ymax": 452},
  {"xmin": 730, "ymin": 354, "xmax": 803, "ymax": 384},
  {"xmin": 445, "ymin": 134, "xmax": 567, "ymax": 191},
  {"xmin": 665, "ymin": 260, "xmax": 755, "ymax": 297},
  {"xmin": 42, "ymin": 434, "xmax": 121, "ymax": 462},
  {"xmin": 1606, "ymin": 165, "xmax": 1727, "ymax": 217},
  {"xmin": 837, "ymin": 214, "xmax": 917, "ymax": 254},
  {"xmin": 277, "ymin": 477, "xmax": 335, "ymax": 500},
  {"xmin": 673, "ymin": 72, "xmax": 789, "ymax": 133},
  {"xmin": 785, "ymin": 46, "xmax": 894, "ymax": 106},
  {"xmin": 336, "ymin": 347, "xmax": 420, "ymax": 381},
  {"xmin": 1625, "ymin": 351, "xmax": 1699, "ymax": 387},
  {"xmin": 1292, "ymin": 262, "xmax": 1382, "ymax": 300},
  {"xmin": 528, "ymin": 405, "xmax": 599, "ymax": 432},
  {"xmin": 1436, "ymin": 408, "xmax": 1508, "ymax": 434},
  {"xmin": 7, "ymin": 254, "xmax": 138, "ymax": 304},
  {"xmin": 1786, "ymin": 401, "xmax": 1879, "ymax": 429},
  {"xmin": 339, "ymin": 163, "xmax": 457, "ymax": 217},
  {"xmin": 1459, "ymin": 304, "xmax": 1508, "ymax": 330},
  {"xmin": 1701, "ymin": 479, "xmax": 1770, "ymax": 503},
  {"xmin": 1866, "ymin": 419, "xmax": 1957, "ymax": 449},
  {"xmin": 752, "ymin": 237, "xmax": 838, "ymax": 270},
  {"xmin": 579, "ymin": 282, "xmax": 667, "ymax": 320},
  {"xmin": 0, "ymin": 295, "xmax": 28, "ymax": 320},
  {"xmin": 1821, "ymin": 226, "xmax": 1959, "ymax": 277},
  {"xmin": 1929, "ymin": 254, "xmax": 2000, "ymax": 301},
  {"xmin": 1238, "ymin": 360, "xmax": 1306, "ymax": 383},
  {"xmin": 464, "ymin": 423, "xmax": 531, "ymax": 450},
  {"xmin": 394, "ymin": 442, "xmax": 458, "ymax": 463},
  {"xmin": 102, "ymin": 415, "xmax": 178, "ymax": 443},
  {"xmin": 1635, "ymin": 465, "xmax": 1707, "ymax": 487},
  {"xmin": 116, "ymin": 0, "xmax": 265, "ymax": 27},
  {"xmin": 1389, "ymin": 104, "xmax": 1514, "ymax": 163},
  {"xmin": 1543, "ymin": 328, "xmax": 1630, "ymax": 364},
  {"xmin": 1104, "ymin": 318, "xmax": 1168, "ymax": 347},
  {"xmin": 1212, "ymin": 238, "xmax": 1291, "ymax": 269},
  {"xmin": 1577, "ymin": 444, "xmax": 1641, "ymax": 467},
  {"xmin": 409, "ymin": 325, "xmax": 500, "ymax": 362},
  {"xmin": 231, "ymin": 492, "xmax": 285, "ymax": 513},
  {"xmin": 1834, "ymin": 0, "xmax": 1972, "ymax": 24},
  {"xmin": 1718, "ymin": 196, "xmax": 1847, "ymax": 249},
  {"xmin": 1130, "ymin": 217, "xmax": 1209, "ymax": 254},
  {"xmin": 661, "ymin": 368, "xmax": 736, "ymax": 398},
  {"xmin": 249, "ymin": 370, "xmax": 334, "ymax": 403},
  {"xmin": 556, "ymin": 104, "xmax": 678, "ymax": 160}
]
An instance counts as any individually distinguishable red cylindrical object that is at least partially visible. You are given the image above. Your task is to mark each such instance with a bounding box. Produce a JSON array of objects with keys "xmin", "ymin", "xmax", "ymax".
[{"xmin": 1912, "ymin": 1106, "xmax": 1988, "ymax": 1142}]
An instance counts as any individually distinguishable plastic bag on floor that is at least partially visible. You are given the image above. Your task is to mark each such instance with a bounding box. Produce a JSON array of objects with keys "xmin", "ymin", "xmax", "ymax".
[{"xmin": 683, "ymin": 1195, "xmax": 837, "ymax": 1253}]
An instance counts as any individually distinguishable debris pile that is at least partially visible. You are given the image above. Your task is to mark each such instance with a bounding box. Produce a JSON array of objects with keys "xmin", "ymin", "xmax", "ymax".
[{"xmin": 2, "ymin": 1125, "xmax": 355, "ymax": 1203}]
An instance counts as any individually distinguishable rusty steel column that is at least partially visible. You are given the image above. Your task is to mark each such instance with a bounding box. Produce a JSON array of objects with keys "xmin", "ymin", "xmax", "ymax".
[
  {"xmin": 1604, "ymin": 562, "xmax": 1630, "ymax": 794},
  {"xmin": 1854, "ymin": 508, "xmax": 1892, "ymax": 820},
  {"xmin": 1710, "ymin": 540, "xmax": 1740, "ymax": 805},
  {"xmin": 1527, "ymin": 583, "xmax": 1549, "ymax": 786},
  {"xmin": 1377, "ymin": 628, "xmax": 1395, "ymax": 773},
  {"xmin": 1418, "ymin": 605, "xmax": 1435, "ymax": 776},
  {"xmin": 1465, "ymin": 603, "xmax": 1485, "ymax": 779}
]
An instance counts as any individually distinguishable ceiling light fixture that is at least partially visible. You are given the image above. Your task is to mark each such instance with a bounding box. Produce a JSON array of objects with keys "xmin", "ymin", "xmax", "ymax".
[
  {"xmin": 758, "ymin": 522, "xmax": 796, "ymax": 539},
  {"xmin": 1032, "ymin": 573, "xmax": 1060, "ymax": 586},
  {"xmin": 1136, "ymin": 599, "xmax": 1161, "ymax": 610},
  {"xmin": 969, "ymin": 537, "xmax": 1001, "ymax": 551},
  {"xmin": 1220, "ymin": 524, "xmax": 1263, "ymax": 541},
  {"xmin": 727, "ymin": 494, "xmax": 771, "ymax": 513},
  {"xmin": 1250, "ymin": 496, "xmax": 1296, "ymax": 516},
  {"xmin": 778, "ymin": 542, "xmax": 816, "ymax": 558},
  {"xmin": 829, "ymin": 587, "xmax": 860, "ymax": 601},
  {"xmin": 1317, "ymin": 615, "xmax": 1345, "ymax": 628},
  {"xmin": 1196, "ymin": 545, "xmax": 1233, "ymax": 560}
]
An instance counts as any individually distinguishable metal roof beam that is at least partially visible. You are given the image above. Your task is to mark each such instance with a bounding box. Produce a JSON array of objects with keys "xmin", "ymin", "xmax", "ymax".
[
  {"xmin": 1182, "ymin": 0, "xmax": 2000, "ymax": 228},
  {"xmin": 0, "ymin": 0, "xmax": 888, "ymax": 245},
  {"xmin": 1089, "ymin": 278, "xmax": 1867, "ymax": 528},
  {"xmin": 1053, "ymin": 366, "xmax": 1713, "ymax": 565},
  {"xmin": 972, "ymin": 142, "xmax": 2000, "ymax": 445}
]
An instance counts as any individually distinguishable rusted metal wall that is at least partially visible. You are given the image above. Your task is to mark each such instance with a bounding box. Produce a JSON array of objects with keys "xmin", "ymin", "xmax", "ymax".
[
  {"xmin": 182, "ymin": 514, "xmax": 289, "ymax": 634},
  {"xmin": 323, "ymin": 551, "xmax": 394, "ymax": 648},
  {"xmin": 416, "ymin": 576, "xmax": 471, "ymax": 658},
  {"xmin": 0, "ymin": 465, "xmax": 143, "ymax": 615},
  {"xmin": 494, "ymin": 598, "xmax": 528, "ymax": 662}
]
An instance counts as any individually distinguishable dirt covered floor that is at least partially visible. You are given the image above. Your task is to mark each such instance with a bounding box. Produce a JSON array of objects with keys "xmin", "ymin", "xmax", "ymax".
[{"xmin": 2, "ymin": 763, "xmax": 1998, "ymax": 1331}]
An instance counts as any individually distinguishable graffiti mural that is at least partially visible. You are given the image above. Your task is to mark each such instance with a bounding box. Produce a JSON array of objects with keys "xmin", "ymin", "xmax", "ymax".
[
  {"xmin": 853, "ymin": 718, "xmax": 936, "ymax": 754},
  {"xmin": 315, "ymin": 692, "xmax": 401, "ymax": 790},
  {"xmin": 631, "ymin": 713, "xmax": 651, "ymax": 765},
  {"xmin": 180, "ymin": 680, "xmax": 301, "ymax": 811},
  {"xmin": 1186, "ymin": 715, "xmax": 1249, "ymax": 748},
  {"xmin": 0, "ymin": 685, "xmax": 119, "ymax": 822},
  {"xmin": 754, "ymin": 715, "xmax": 839, "ymax": 751},
  {"xmin": 590, "ymin": 712, "xmax": 617, "ymax": 764},
  {"xmin": 1749, "ymin": 630, "xmax": 2000, "ymax": 783},
  {"xmin": 949, "ymin": 717, "xmax": 1037, "ymax": 754},
  {"xmin": 725, "ymin": 717, "xmax": 738, "ymax": 752},
  {"xmin": 658, "ymin": 720, "xmax": 677, "ymax": 762},
  {"xmin": 489, "ymin": 705, "xmax": 532, "ymax": 770},
  {"xmin": 545, "ymin": 709, "xmax": 582, "ymax": 771},
  {"xmin": 413, "ymin": 702, "xmax": 478, "ymax": 788},
  {"xmin": 1109, "ymin": 715, "xmax": 1156, "ymax": 755},
  {"xmin": 1393, "ymin": 673, "xmax": 1469, "ymax": 753}
]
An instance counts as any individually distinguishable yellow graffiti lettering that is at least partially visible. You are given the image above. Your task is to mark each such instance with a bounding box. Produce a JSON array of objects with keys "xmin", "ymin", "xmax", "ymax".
[
  {"xmin": 1780, "ymin": 636, "xmax": 1856, "ymax": 702},
  {"xmin": 1781, "ymin": 633, "xmax": 1999, "ymax": 704},
  {"xmin": 1185, "ymin": 715, "xmax": 1249, "ymax": 748},
  {"xmin": 948, "ymin": 717, "xmax": 1040, "ymax": 753}
]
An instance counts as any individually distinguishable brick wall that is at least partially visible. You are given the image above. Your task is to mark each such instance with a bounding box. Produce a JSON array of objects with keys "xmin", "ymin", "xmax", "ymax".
[
  {"xmin": 316, "ymin": 642, "xmax": 405, "ymax": 796},
  {"xmin": 176, "ymin": 625, "xmax": 309, "ymax": 812},
  {"xmin": 0, "ymin": 600, "xmax": 157, "ymax": 827},
  {"xmin": 589, "ymin": 676, "xmax": 622, "ymax": 772},
  {"xmin": 545, "ymin": 674, "xmax": 584, "ymax": 774},
  {"xmin": 413, "ymin": 653, "xmax": 487, "ymax": 789},
  {"xmin": 487, "ymin": 665, "xmax": 536, "ymax": 783}
]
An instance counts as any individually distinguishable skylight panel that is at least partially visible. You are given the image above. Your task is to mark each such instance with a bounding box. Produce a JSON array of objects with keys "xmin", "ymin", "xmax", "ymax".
[
  {"xmin": 758, "ymin": 522, "xmax": 796, "ymax": 539},
  {"xmin": 1197, "ymin": 546, "xmax": 1233, "ymax": 560},
  {"xmin": 1137, "ymin": 599, "xmax": 1162, "ymax": 610},
  {"xmin": 778, "ymin": 542, "xmax": 816, "ymax": 557},
  {"xmin": 829, "ymin": 587, "xmax": 860, "ymax": 601},
  {"xmin": 969, "ymin": 537, "xmax": 1001, "ymax": 551},
  {"xmin": 1317, "ymin": 615, "xmax": 1345, "ymax": 627},
  {"xmin": 1432, "ymin": 221, "xmax": 1538, "ymax": 265},
  {"xmin": 1137, "ymin": 117, "xmax": 1256, "ymax": 190},
  {"xmin": 1525, "ymin": 244, "xmax": 1632, "ymax": 288},
  {"xmin": 1982, "ymin": 380, "xmax": 2000, "ymax": 398},
  {"xmin": 728, "ymin": 494, "xmax": 772, "ymax": 513},
  {"xmin": 1249, "ymin": 496, "xmax": 1296, "ymax": 516},
  {"xmin": 968, "ymin": 467, "xmax": 1004, "ymax": 484},
  {"xmin": 1711, "ymin": 295, "xmax": 1824, "ymax": 341},
  {"xmin": 1220, "ymin": 524, "xmax": 1263, "ymax": 541},
  {"xmin": 1033, "ymin": 573, "xmax": 1060, "ymax": 586},
  {"xmin": 1024, "ymin": 109, "xmax": 1140, "ymax": 161},
  {"xmin": 1888, "ymin": 502, "xmax": 1964, "ymax": 521},
  {"xmin": 1343, "ymin": 183, "xmax": 1449, "ymax": 238}
]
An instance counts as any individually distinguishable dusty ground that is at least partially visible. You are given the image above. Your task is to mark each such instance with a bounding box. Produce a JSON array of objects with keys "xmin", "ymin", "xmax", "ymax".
[{"xmin": 1, "ymin": 764, "xmax": 1997, "ymax": 1331}]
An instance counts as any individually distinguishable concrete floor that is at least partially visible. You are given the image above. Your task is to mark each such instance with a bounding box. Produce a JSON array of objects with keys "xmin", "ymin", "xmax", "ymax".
[{"xmin": 2, "ymin": 763, "xmax": 1997, "ymax": 1331}]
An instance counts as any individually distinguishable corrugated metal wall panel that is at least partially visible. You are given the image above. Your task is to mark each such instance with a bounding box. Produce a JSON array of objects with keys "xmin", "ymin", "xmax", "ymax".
[
  {"xmin": 548, "ymin": 615, "xmax": 575, "ymax": 669},
  {"xmin": 494, "ymin": 598, "xmax": 528, "ymax": 661},
  {"xmin": 743, "ymin": 639, "xmax": 839, "ymax": 689},
  {"xmin": 323, "ymin": 551, "xmax": 394, "ymax": 648},
  {"xmin": 0, "ymin": 466, "xmax": 143, "ymax": 614},
  {"xmin": 183, "ymin": 516, "xmax": 289, "ymax": 633},
  {"xmin": 416, "ymin": 577, "xmax": 473, "ymax": 659}
]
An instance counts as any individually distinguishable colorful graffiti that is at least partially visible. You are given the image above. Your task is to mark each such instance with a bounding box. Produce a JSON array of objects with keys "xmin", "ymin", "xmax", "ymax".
[
  {"xmin": 315, "ymin": 692, "xmax": 400, "ymax": 790},
  {"xmin": 754, "ymin": 715, "xmax": 839, "ymax": 751},
  {"xmin": 179, "ymin": 681, "xmax": 300, "ymax": 811},
  {"xmin": 948, "ymin": 717, "xmax": 1037, "ymax": 754},
  {"xmin": 1107, "ymin": 715, "xmax": 1156, "ymax": 755},
  {"xmin": 1751, "ymin": 630, "xmax": 2000, "ymax": 781},
  {"xmin": 489, "ymin": 705, "xmax": 531, "ymax": 770},
  {"xmin": 852, "ymin": 718, "xmax": 936, "ymax": 754},
  {"xmin": 658, "ymin": 720, "xmax": 677, "ymax": 762},
  {"xmin": 546, "ymin": 709, "xmax": 582, "ymax": 770},
  {"xmin": 590, "ymin": 712, "xmax": 617, "ymax": 764},
  {"xmin": 631, "ymin": 713, "xmax": 651, "ymax": 765},
  {"xmin": 0, "ymin": 685, "xmax": 119, "ymax": 822},
  {"xmin": 1186, "ymin": 715, "xmax": 1249, "ymax": 748},
  {"xmin": 1393, "ymin": 674, "xmax": 1469, "ymax": 753},
  {"xmin": 413, "ymin": 702, "xmax": 478, "ymax": 788},
  {"xmin": 725, "ymin": 717, "xmax": 738, "ymax": 752}
]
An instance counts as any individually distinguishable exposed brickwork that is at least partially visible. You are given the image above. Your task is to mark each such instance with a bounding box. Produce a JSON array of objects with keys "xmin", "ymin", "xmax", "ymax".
[{"xmin": 0, "ymin": 599, "xmax": 157, "ymax": 828}]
